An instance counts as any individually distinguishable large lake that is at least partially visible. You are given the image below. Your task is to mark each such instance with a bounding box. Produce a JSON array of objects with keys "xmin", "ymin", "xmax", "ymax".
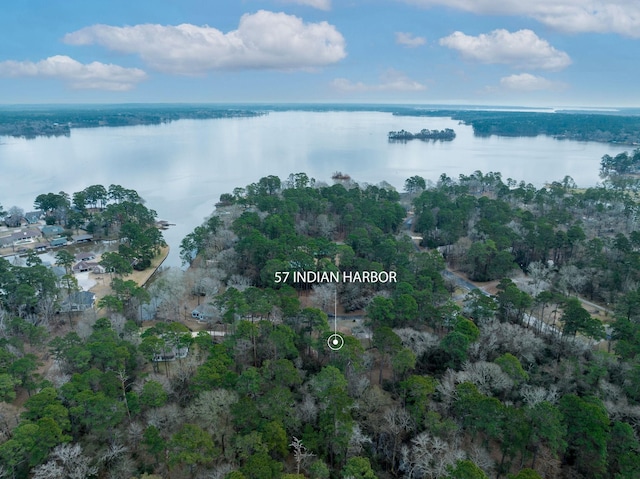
[{"xmin": 0, "ymin": 110, "xmax": 626, "ymax": 267}]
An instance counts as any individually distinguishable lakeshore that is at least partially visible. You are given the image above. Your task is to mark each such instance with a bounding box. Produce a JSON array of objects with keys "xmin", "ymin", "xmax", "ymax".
[{"xmin": 0, "ymin": 110, "xmax": 627, "ymax": 269}]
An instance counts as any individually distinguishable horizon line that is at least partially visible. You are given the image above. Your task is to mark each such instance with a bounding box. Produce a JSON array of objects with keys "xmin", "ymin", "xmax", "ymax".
[{"xmin": 0, "ymin": 101, "xmax": 631, "ymax": 112}]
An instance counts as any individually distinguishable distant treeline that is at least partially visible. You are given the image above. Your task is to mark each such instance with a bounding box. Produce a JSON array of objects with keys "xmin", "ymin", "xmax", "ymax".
[
  {"xmin": 393, "ymin": 109, "xmax": 640, "ymax": 145},
  {"xmin": 0, "ymin": 106, "xmax": 265, "ymax": 139},
  {"xmin": 388, "ymin": 128, "xmax": 456, "ymax": 141}
]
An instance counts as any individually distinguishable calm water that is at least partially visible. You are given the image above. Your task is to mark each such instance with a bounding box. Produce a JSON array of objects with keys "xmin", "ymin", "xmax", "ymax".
[{"xmin": 0, "ymin": 110, "xmax": 625, "ymax": 267}]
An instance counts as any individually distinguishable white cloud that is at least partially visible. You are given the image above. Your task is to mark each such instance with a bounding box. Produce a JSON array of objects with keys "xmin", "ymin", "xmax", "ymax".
[
  {"xmin": 395, "ymin": 32, "xmax": 427, "ymax": 47},
  {"xmin": 280, "ymin": 0, "xmax": 331, "ymax": 10},
  {"xmin": 332, "ymin": 69, "xmax": 426, "ymax": 92},
  {"xmin": 400, "ymin": 0, "xmax": 640, "ymax": 37},
  {"xmin": 439, "ymin": 29, "xmax": 571, "ymax": 71},
  {"xmin": 499, "ymin": 73, "xmax": 566, "ymax": 91},
  {"xmin": 63, "ymin": 10, "xmax": 346, "ymax": 74},
  {"xmin": 0, "ymin": 55, "xmax": 147, "ymax": 91}
]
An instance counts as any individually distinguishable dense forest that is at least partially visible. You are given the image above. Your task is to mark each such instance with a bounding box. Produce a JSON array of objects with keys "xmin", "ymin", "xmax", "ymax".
[
  {"xmin": 0, "ymin": 106, "xmax": 264, "ymax": 139},
  {"xmin": 2, "ymin": 164, "xmax": 640, "ymax": 478},
  {"xmin": 6, "ymin": 104, "xmax": 640, "ymax": 146},
  {"xmin": 392, "ymin": 109, "xmax": 640, "ymax": 145}
]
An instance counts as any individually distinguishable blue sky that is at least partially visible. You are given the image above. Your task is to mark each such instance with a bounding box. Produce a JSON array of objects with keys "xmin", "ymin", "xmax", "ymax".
[{"xmin": 0, "ymin": 0, "xmax": 638, "ymax": 107}]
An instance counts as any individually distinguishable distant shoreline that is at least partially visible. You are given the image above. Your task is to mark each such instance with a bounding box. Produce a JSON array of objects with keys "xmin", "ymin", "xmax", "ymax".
[
  {"xmin": 2, "ymin": 103, "xmax": 640, "ymax": 145},
  {"xmin": 392, "ymin": 109, "xmax": 640, "ymax": 146},
  {"xmin": 0, "ymin": 105, "xmax": 265, "ymax": 139}
]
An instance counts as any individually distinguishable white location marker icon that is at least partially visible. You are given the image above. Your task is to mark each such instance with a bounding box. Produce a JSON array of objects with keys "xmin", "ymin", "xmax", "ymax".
[{"xmin": 327, "ymin": 333, "xmax": 344, "ymax": 351}]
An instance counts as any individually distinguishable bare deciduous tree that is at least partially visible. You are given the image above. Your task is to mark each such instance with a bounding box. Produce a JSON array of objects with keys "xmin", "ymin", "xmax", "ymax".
[
  {"xmin": 535, "ymin": 445, "xmax": 562, "ymax": 479},
  {"xmin": 290, "ymin": 436, "xmax": 315, "ymax": 474},
  {"xmin": 469, "ymin": 445, "xmax": 494, "ymax": 476},
  {"xmin": 0, "ymin": 309, "xmax": 8, "ymax": 339},
  {"xmin": 340, "ymin": 283, "xmax": 374, "ymax": 312},
  {"xmin": 557, "ymin": 264, "xmax": 587, "ymax": 296},
  {"xmin": 74, "ymin": 308, "xmax": 97, "ymax": 340},
  {"xmin": 604, "ymin": 397, "xmax": 640, "ymax": 429},
  {"xmin": 31, "ymin": 443, "xmax": 98, "ymax": 479},
  {"xmin": 37, "ymin": 295, "xmax": 58, "ymax": 328},
  {"xmin": 316, "ymin": 214, "xmax": 336, "ymax": 239},
  {"xmin": 109, "ymin": 313, "xmax": 127, "ymax": 337},
  {"xmin": 357, "ymin": 385, "xmax": 394, "ymax": 433},
  {"xmin": 457, "ymin": 361, "xmax": 513, "ymax": 396},
  {"xmin": 105, "ymin": 454, "xmax": 135, "ymax": 479},
  {"xmin": 227, "ymin": 274, "xmax": 252, "ymax": 291},
  {"xmin": 117, "ymin": 369, "xmax": 132, "ymax": 420},
  {"xmin": 294, "ymin": 219, "xmax": 310, "ymax": 236},
  {"xmin": 187, "ymin": 389, "xmax": 238, "ymax": 457},
  {"xmin": 100, "ymin": 439, "xmax": 128, "ymax": 467},
  {"xmin": 394, "ymin": 328, "xmax": 439, "ymax": 357},
  {"xmin": 297, "ymin": 393, "xmax": 319, "ymax": 424},
  {"xmin": 347, "ymin": 374, "xmax": 370, "ymax": 399},
  {"xmin": 44, "ymin": 361, "xmax": 70, "ymax": 389},
  {"xmin": 435, "ymin": 369, "xmax": 459, "ymax": 412},
  {"xmin": 145, "ymin": 403, "xmax": 182, "ymax": 433},
  {"xmin": 148, "ymin": 270, "xmax": 187, "ymax": 321},
  {"xmin": 127, "ymin": 422, "xmax": 144, "ymax": 450},
  {"xmin": 0, "ymin": 403, "xmax": 18, "ymax": 443},
  {"xmin": 384, "ymin": 406, "xmax": 413, "ymax": 472},
  {"xmin": 473, "ymin": 320, "xmax": 544, "ymax": 364},
  {"xmin": 520, "ymin": 385, "xmax": 559, "ymax": 407},
  {"xmin": 171, "ymin": 354, "xmax": 201, "ymax": 402},
  {"xmin": 201, "ymin": 463, "xmax": 234, "ymax": 479},
  {"xmin": 311, "ymin": 283, "xmax": 336, "ymax": 314},
  {"xmin": 399, "ymin": 432, "xmax": 465, "ymax": 479},
  {"xmin": 30, "ymin": 463, "xmax": 65, "ymax": 479},
  {"xmin": 347, "ymin": 423, "xmax": 372, "ymax": 458},
  {"xmin": 526, "ymin": 261, "xmax": 551, "ymax": 296},
  {"xmin": 212, "ymin": 248, "xmax": 239, "ymax": 278}
]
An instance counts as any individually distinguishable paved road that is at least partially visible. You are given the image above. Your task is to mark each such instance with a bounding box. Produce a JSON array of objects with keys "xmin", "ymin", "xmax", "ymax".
[
  {"xmin": 400, "ymin": 212, "xmax": 600, "ymax": 343},
  {"xmin": 442, "ymin": 269, "xmax": 491, "ymax": 297},
  {"xmin": 579, "ymin": 296, "xmax": 613, "ymax": 316}
]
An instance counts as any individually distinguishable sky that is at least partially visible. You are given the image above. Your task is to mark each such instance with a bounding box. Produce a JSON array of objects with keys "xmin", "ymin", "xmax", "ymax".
[{"xmin": 0, "ymin": 0, "xmax": 639, "ymax": 107}]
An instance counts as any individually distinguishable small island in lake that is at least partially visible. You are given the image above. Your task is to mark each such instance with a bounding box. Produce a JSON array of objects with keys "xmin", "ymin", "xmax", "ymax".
[
  {"xmin": 388, "ymin": 127, "xmax": 456, "ymax": 141},
  {"xmin": 331, "ymin": 171, "xmax": 351, "ymax": 181}
]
